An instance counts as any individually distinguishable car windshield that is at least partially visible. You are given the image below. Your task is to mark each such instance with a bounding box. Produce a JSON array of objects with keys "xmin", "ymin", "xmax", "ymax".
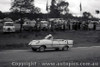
[{"xmin": 5, "ymin": 23, "xmax": 14, "ymax": 26}]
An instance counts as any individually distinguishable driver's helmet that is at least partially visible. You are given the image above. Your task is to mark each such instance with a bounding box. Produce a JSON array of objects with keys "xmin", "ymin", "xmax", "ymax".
[{"xmin": 45, "ymin": 34, "xmax": 53, "ymax": 40}]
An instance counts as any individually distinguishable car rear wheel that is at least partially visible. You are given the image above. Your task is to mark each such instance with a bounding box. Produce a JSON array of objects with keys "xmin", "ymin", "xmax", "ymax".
[
  {"xmin": 38, "ymin": 46, "xmax": 45, "ymax": 52},
  {"xmin": 62, "ymin": 46, "xmax": 69, "ymax": 51}
]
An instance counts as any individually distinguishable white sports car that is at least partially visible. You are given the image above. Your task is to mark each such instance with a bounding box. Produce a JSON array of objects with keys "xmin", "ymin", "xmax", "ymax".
[{"xmin": 28, "ymin": 34, "xmax": 74, "ymax": 52}]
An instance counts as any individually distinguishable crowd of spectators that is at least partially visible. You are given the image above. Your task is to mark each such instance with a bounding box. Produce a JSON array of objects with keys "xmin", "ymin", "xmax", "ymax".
[{"xmin": 39, "ymin": 19, "xmax": 98, "ymax": 31}]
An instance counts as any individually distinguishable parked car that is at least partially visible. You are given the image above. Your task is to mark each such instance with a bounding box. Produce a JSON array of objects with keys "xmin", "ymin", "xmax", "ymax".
[
  {"xmin": 23, "ymin": 20, "xmax": 36, "ymax": 31},
  {"xmin": 3, "ymin": 22, "xmax": 15, "ymax": 32},
  {"xmin": 40, "ymin": 21, "xmax": 49, "ymax": 30},
  {"xmin": 28, "ymin": 34, "xmax": 74, "ymax": 52}
]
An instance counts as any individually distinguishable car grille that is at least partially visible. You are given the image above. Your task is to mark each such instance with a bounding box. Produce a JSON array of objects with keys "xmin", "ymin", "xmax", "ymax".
[{"xmin": 7, "ymin": 28, "xmax": 11, "ymax": 31}]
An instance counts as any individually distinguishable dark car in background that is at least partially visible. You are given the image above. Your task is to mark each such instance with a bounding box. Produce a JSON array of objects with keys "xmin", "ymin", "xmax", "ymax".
[{"xmin": 23, "ymin": 20, "xmax": 36, "ymax": 31}]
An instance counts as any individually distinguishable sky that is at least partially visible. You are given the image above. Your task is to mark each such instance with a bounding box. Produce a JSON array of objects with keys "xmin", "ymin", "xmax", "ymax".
[{"xmin": 0, "ymin": 0, "xmax": 100, "ymax": 17}]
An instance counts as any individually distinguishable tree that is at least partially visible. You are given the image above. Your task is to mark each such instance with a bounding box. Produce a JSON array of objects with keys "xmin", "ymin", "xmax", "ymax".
[
  {"xmin": 10, "ymin": 0, "xmax": 41, "ymax": 32},
  {"xmin": 33, "ymin": 7, "xmax": 41, "ymax": 14},
  {"xmin": 50, "ymin": 0, "xmax": 69, "ymax": 18},
  {"xmin": 96, "ymin": 10, "xmax": 100, "ymax": 14},
  {"xmin": 95, "ymin": 10, "xmax": 100, "ymax": 18},
  {"xmin": 0, "ymin": 11, "xmax": 3, "ymax": 19},
  {"xmin": 83, "ymin": 12, "xmax": 93, "ymax": 19},
  {"xmin": 57, "ymin": 1, "xmax": 69, "ymax": 15},
  {"xmin": 49, "ymin": 0, "xmax": 70, "ymax": 31},
  {"xmin": 10, "ymin": 0, "xmax": 35, "ymax": 13},
  {"xmin": 50, "ymin": 0, "xmax": 60, "ymax": 18},
  {"xmin": 0, "ymin": 11, "xmax": 2, "ymax": 15},
  {"xmin": 10, "ymin": 0, "xmax": 34, "ymax": 32}
]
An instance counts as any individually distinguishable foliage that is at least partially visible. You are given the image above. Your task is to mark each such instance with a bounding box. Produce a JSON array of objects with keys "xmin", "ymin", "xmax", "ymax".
[
  {"xmin": 49, "ymin": 0, "xmax": 69, "ymax": 18},
  {"xmin": 49, "ymin": 0, "xmax": 59, "ymax": 17},
  {"xmin": 95, "ymin": 10, "xmax": 99, "ymax": 14},
  {"xmin": 0, "ymin": 11, "xmax": 5, "ymax": 19},
  {"xmin": 83, "ymin": 12, "xmax": 93, "ymax": 19},
  {"xmin": 10, "ymin": 0, "xmax": 41, "ymax": 32},
  {"xmin": 57, "ymin": 1, "xmax": 69, "ymax": 15},
  {"xmin": 10, "ymin": 0, "xmax": 40, "ymax": 13}
]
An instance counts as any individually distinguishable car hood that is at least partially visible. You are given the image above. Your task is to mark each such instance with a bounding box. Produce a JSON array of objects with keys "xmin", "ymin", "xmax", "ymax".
[
  {"xmin": 28, "ymin": 39, "xmax": 43, "ymax": 45},
  {"xmin": 28, "ymin": 39, "xmax": 52, "ymax": 45}
]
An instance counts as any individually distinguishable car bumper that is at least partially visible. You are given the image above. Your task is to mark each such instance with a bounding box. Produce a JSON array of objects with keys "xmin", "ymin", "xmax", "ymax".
[
  {"xmin": 3, "ymin": 29, "xmax": 15, "ymax": 32},
  {"xmin": 3, "ymin": 30, "xmax": 15, "ymax": 32}
]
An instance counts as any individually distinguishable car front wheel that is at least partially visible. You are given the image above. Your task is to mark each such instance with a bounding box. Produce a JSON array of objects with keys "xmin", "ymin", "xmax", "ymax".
[
  {"xmin": 38, "ymin": 46, "xmax": 45, "ymax": 52},
  {"xmin": 32, "ymin": 48, "xmax": 37, "ymax": 51}
]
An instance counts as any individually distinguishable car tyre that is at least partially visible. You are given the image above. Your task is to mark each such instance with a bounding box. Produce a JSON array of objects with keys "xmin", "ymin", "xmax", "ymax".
[
  {"xmin": 38, "ymin": 46, "xmax": 45, "ymax": 52},
  {"xmin": 32, "ymin": 48, "xmax": 37, "ymax": 51},
  {"xmin": 62, "ymin": 46, "xmax": 69, "ymax": 51}
]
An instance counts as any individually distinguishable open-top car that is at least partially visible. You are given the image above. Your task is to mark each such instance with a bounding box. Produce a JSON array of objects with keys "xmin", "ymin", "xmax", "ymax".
[{"xmin": 28, "ymin": 34, "xmax": 74, "ymax": 52}]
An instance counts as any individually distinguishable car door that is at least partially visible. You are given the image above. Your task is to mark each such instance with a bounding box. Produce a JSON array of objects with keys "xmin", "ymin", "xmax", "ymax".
[
  {"xmin": 59, "ymin": 40, "xmax": 67, "ymax": 47},
  {"xmin": 52, "ymin": 40, "xmax": 59, "ymax": 48},
  {"xmin": 44, "ymin": 40, "xmax": 53, "ymax": 48}
]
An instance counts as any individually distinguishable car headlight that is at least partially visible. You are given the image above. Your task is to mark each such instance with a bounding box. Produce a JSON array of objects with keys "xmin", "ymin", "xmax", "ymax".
[{"xmin": 3, "ymin": 28, "xmax": 6, "ymax": 31}]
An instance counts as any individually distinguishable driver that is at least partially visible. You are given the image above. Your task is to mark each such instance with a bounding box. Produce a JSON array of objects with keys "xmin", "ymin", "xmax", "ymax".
[{"xmin": 45, "ymin": 34, "xmax": 53, "ymax": 40}]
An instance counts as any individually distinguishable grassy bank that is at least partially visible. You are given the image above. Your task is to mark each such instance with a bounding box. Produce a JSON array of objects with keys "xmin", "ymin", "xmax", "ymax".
[{"xmin": 0, "ymin": 31, "xmax": 100, "ymax": 49}]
